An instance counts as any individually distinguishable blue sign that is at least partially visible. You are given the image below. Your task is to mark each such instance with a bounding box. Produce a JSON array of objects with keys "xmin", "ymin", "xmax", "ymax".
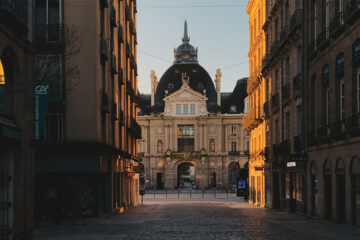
[
  {"xmin": 34, "ymin": 85, "xmax": 49, "ymax": 140},
  {"xmin": 237, "ymin": 179, "xmax": 247, "ymax": 190}
]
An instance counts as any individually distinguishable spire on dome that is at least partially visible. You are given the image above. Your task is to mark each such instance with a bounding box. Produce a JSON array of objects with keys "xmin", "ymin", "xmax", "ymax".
[{"xmin": 182, "ymin": 20, "xmax": 190, "ymax": 43}]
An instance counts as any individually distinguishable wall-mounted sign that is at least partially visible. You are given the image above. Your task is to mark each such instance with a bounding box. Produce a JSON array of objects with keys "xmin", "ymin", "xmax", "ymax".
[
  {"xmin": 34, "ymin": 85, "xmax": 49, "ymax": 140},
  {"xmin": 287, "ymin": 162, "xmax": 297, "ymax": 168}
]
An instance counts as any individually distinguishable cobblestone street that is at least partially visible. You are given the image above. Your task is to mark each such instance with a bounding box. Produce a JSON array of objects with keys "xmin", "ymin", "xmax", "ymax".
[{"xmin": 34, "ymin": 194, "xmax": 360, "ymax": 240}]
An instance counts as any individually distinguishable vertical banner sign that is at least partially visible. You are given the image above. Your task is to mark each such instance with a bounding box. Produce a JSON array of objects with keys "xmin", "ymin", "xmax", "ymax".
[{"xmin": 34, "ymin": 85, "xmax": 49, "ymax": 140}]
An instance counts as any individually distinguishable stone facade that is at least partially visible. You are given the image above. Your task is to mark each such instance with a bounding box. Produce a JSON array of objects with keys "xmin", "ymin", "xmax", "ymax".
[{"xmin": 138, "ymin": 22, "xmax": 249, "ymax": 190}]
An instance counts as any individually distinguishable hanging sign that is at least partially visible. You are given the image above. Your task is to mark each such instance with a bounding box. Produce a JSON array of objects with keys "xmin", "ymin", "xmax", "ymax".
[{"xmin": 34, "ymin": 85, "xmax": 49, "ymax": 140}]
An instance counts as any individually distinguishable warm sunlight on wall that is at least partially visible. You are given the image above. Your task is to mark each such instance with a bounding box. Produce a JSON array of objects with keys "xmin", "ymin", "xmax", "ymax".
[{"xmin": 0, "ymin": 59, "xmax": 5, "ymax": 85}]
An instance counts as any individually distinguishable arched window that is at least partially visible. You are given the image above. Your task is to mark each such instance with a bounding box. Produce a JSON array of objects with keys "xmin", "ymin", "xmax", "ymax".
[
  {"xmin": 353, "ymin": 39, "xmax": 360, "ymax": 65},
  {"xmin": 336, "ymin": 53, "xmax": 345, "ymax": 79},
  {"xmin": 0, "ymin": 55, "xmax": 13, "ymax": 116}
]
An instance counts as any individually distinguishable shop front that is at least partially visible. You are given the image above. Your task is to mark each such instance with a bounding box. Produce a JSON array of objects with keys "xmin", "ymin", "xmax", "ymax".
[{"xmin": 284, "ymin": 154, "xmax": 307, "ymax": 213}]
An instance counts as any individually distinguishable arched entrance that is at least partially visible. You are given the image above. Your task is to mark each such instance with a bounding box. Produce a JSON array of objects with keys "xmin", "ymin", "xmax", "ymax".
[
  {"xmin": 350, "ymin": 156, "xmax": 360, "ymax": 225},
  {"xmin": 228, "ymin": 162, "xmax": 240, "ymax": 192},
  {"xmin": 323, "ymin": 160, "xmax": 332, "ymax": 220},
  {"xmin": 177, "ymin": 162, "xmax": 195, "ymax": 189},
  {"xmin": 336, "ymin": 158, "xmax": 346, "ymax": 223}
]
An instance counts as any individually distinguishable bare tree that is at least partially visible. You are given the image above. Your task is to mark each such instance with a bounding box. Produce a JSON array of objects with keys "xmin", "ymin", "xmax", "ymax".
[{"xmin": 34, "ymin": 23, "xmax": 81, "ymax": 99}]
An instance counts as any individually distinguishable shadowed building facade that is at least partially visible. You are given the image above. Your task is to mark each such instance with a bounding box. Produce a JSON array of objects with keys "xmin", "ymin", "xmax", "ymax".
[
  {"xmin": 33, "ymin": 0, "xmax": 142, "ymax": 220},
  {"xmin": 138, "ymin": 22, "xmax": 250, "ymax": 190}
]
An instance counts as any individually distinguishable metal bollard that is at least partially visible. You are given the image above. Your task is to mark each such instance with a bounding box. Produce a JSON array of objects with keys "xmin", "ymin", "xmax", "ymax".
[
  {"xmin": 154, "ymin": 187, "xmax": 156, "ymax": 199},
  {"xmin": 202, "ymin": 189, "xmax": 204, "ymax": 199},
  {"xmin": 226, "ymin": 189, "xmax": 228, "ymax": 198},
  {"xmin": 166, "ymin": 189, "xmax": 167, "ymax": 199},
  {"xmin": 178, "ymin": 189, "xmax": 180, "ymax": 198},
  {"xmin": 214, "ymin": 189, "xmax": 216, "ymax": 198},
  {"xmin": 190, "ymin": 189, "xmax": 192, "ymax": 199}
]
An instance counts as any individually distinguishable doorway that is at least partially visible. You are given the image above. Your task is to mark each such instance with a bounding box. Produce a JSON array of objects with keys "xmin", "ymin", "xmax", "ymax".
[
  {"xmin": 177, "ymin": 163, "xmax": 195, "ymax": 189},
  {"xmin": 156, "ymin": 173, "xmax": 163, "ymax": 190},
  {"xmin": 273, "ymin": 172, "xmax": 280, "ymax": 209},
  {"xmin": 336, "ymin": 158, "xmax": 346, "ymax": 223},
  {"xmin": 350, "ymin": 156, "xmax": 360, "ymax": 225},
  {"xmin": 324, "ymin": 160, "xmax": 332, "ymax": 220}
]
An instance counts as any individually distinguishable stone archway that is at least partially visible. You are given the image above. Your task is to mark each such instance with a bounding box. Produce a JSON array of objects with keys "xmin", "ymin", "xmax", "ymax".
[
  {"xmin": 228, "ymin": 162, "xmax": 240, "ymax": 192},
  {"xmin": 323, "ymin": 159, "xmax": 332, "ymax": 220},
  {"xmin": 177, "ymin": 162, "xmax": 195, "ymax": 189},
  {"xmin": 350, "ymin": 156, "xmax": 360, "ymax": 225},
  {"xmin": 336, "ymin": 158, "xmax": 346, "ymax": 223}
]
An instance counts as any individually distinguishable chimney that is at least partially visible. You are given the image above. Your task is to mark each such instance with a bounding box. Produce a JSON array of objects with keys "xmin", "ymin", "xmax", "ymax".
[
  {"xmin": 215, "ymin": 69, "xmax": 222, "ymax": 106},
  {"xmin": 150, "ymin": 70, "xmax": 158, "ymax": 106}
]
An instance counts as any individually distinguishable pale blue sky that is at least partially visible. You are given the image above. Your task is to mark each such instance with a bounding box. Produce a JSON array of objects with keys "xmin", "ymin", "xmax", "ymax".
[{"xmin": 137, "ymin": 0, "xmax": 249, "ymax": 94}]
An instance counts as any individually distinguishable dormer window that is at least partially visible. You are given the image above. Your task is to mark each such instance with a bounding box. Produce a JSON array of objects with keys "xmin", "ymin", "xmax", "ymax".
[
  {"xmin": 176, "ymin": 104, "xmax": 181, "ymax": 115},
  {"xmin": 230, "ymin": 105, "xmax": 237, "ymax": 113},
  {"xmin": 183, "ymin": 104, "xmax": 189, "ymax": 115},
  {"xmin": 190, "ymin": 104, "xmax": 195, "ymax": 114}
]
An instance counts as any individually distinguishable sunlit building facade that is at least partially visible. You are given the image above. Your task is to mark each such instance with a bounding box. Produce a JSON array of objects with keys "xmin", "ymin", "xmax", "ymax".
[
  {"xmin": 34, "ymin": 0, "xmax": 142, "ymax": 220},
  {"xmin": 244, "ymin": 0, "xmax": 268, "ymax": 207}
]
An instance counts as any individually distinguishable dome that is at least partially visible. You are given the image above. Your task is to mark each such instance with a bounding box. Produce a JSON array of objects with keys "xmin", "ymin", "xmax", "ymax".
[{"xmin": 154, "ymin": 64, "xmax": 217, "ymax": 112}]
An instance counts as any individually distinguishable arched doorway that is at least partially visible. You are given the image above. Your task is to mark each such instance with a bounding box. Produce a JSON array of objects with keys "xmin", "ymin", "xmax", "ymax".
[
  {"xmin": 350, "ymin": 156, "xmax": 360, "ymax": 225},
  {"xmin": 336, "ymin": 158, "xmax": 346, "ymax": 223},
  {"xmin": 310, "ymin": 161, "xmax": 318, "ymax": 216},
  {"xmin": 0, "ymin": 50, "xmax": 14, "ymax": 116},
  {"xmin": 323, "ymin": 160, "xmax": 332, "ymax": 220},
  {"xmin": 228, "ymin": 162, "xmax": 240, "ymax": 192},
  {"xmin": 177, "ymin": 163, "xmax": 195, "ymax": 189}
]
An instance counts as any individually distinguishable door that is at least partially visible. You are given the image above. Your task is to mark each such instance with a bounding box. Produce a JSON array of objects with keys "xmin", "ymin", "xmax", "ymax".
[
  {"xmin": 273, "ymin": 172, "xmax": 280, "ymax": 209},
  {"xmin": 290, "ymin": 173, "xmax": 296, "ymax": 212},
  {"xmin": 156, "ymin": 173, "xmax": 163, "ymax": 190},
  {"xmin": 351, "ymin": 174, "xmax": 360, "ymax": 225},
  {"xmin": 336, "ymin": 174, "xmax": 346, "ymax": 222},
  {"xmin": 324, "ymin": 174, "xmax": 332, "ymax": 219},
  {"xmin": 311, "ymin": 175, "xmax": 318, "ymax": 215}
]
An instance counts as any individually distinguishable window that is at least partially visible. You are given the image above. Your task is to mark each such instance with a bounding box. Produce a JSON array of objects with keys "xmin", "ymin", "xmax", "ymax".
[
  {"xmin": 43, "ymin": 113, "xmax": 63, "ymax": 142},
  {"xmin": 177, "ymin": 125, "xmax": 194, "ymax": 152},
  {"xmin": 296, "ymin": 105, "xmax": 302, "ymax": 136},
  {"xmin": 231, "ymin": 142, "xmax": 237, "ymax": 152},
  {"xmin": 176, "ymin": 104, "xmax": 181, "ymax": 115},
  {"xmin": 183, "ymin": 104, "xmax": 188, "ymax": 115},
  {"xmin": 340, "ymin": 80, "xmax": 345, "ymax": 120},
  {"xmin": 358, "ymin": 70, "xmax": 360, "ymax": 113},
  {"xmin": 336, "ymin": 53, "xmax": 345, "ymax": 79},
  {"xmin": 0, "ymin": 58, "xmax": 13, "ymax": 116},
  {"xmin": 325, "ymin": 0, "xmax": 330, "ymax": 32},
  {"xmin": 190, "ymin": 104, "xmax": 195, "ymax": 114},
  {"xmin": 177, "ymin": 125, "xmax": 194, "ymax": 136},
  {"xmin": 313, "ymin": 0, "xmax": 318, "ymax": 49},
  {"xmin": 35, "ymin": 55, "xmax": 62, "ymax": 102},
  {"xmin": 231, "ymin": 125, "xmax": 236, "ymax": 136},
  {"xmin": 230, "ymin": 105, "xmax": 237, "ymax": 113},
  {"xmin": 312, "ymin": 75, "xmax": 317, "ymax": 129},
  {"xmin": 323, "ymin": 64, "xmax": 330, "ymax": 125},
  {"xmin": 35, "ymin": 0, "xmax": 62, "ymax": 42},
  {"xmin": 286, "ymin": 112, "xmax": 290, "ymax": 140},
  {"xmin": 354, "ymin": 39, "xmax": 360, "ymax": 65}
]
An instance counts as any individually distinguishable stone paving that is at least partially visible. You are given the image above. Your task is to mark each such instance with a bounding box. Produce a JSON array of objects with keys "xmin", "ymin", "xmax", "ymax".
[{"xmin": 34, "ymin": 194, "xmax": 360, "ymax": 240}]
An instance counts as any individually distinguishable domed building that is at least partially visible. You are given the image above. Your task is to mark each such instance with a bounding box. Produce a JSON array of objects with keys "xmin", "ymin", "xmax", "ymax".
[{"xmin": 138, "ymin": 22, "xmax": 250, "ymax": 190}]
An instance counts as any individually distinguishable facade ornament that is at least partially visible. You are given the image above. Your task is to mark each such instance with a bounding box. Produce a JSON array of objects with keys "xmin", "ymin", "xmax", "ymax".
[{"xmin": 181, "ymin": 72, "xmax": 190, "ymax": 87}]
